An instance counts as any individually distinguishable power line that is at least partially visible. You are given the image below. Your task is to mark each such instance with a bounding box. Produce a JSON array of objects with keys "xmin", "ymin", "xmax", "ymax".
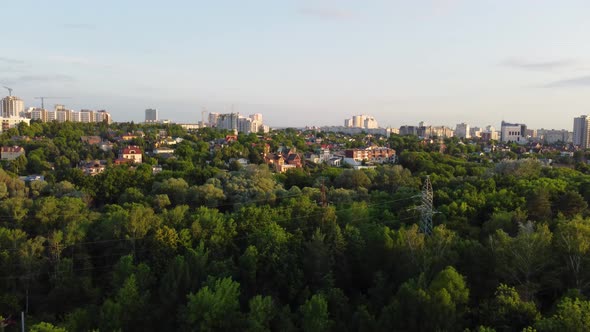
[
  {"xmin": 0, "ymin": 195, "xmax": 420, "ymax": 252},
  {"xmin": 0, "ymin": 212, "xmax": 423, "ymax": 281}
]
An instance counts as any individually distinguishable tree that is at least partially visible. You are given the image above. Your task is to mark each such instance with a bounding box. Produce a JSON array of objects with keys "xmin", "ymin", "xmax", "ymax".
[
  {"xmin": 536, "ymin": 297, "xmax": 590, "ymax": 332},
  {"xmin": 299, "ymin": 294, "xmax": 331, "ymax": 332},
  {"xmin": 152, "ymin": 178, "xmax": 189, "ymax": 205},
  {"xmin": 490, "ymin": 222, "xmax": 553, "ymax": 300},
  {"xmin": 334, "ymin": 169, "xmax": 371, "ymax": 190},
  {"xmin": 191, "ymin": 207, "xmax": 236, "ymax": 256},
  {"xmin": 9, "ymin": 154, "xmax": 28, "ymax": 175},
  {"xmin": 428, "ymin": 266, "xmax": 470, "ymax": 329},
  {"xmin": 383, "ymin": 266, "xmax": 469, "ymax": 331},
  {"xmin": 480, "ymin": 284, "xmax": 540, "ymax": 331},
  {"xmin": 29, "ymin": 322, "xmax": 66, "ymax": 332},
  {"xmin": 190, "ymin": 183, "xmax": 226, "ymax": 207},
  {"xmin": 556, "ymin": 191, "xmax": 587, "ymax": 218},
  {"xmin": 527, "ymin": 189, "xmax": 552, "ymax": 222},
  {"xmin": 554, "ymin": 218, "xmax": 590, "ymax": 291},
  {"xmin": 183, "ymin": 277, "xmax": 243, "ymax": 331},
  {"xmin": 100, "ymin": 274, "xmax": 150, "ymax": 332},
  {"xmin": 125, "ymin": 204, "xmax": 160, "ymax": 255},
  {"xmin": 248, "ymin": 295, "xmax": 275, "ymax": 332},
  {"xmin": 19, "ymin": 235, "xmax": 46, "ymax": 313},
  {"xmin": 303, "ymin": 229, "xmax": 333, "ymax": 291}
]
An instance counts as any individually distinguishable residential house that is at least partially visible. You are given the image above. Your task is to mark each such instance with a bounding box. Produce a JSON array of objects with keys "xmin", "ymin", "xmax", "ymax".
[
  {"xmin": 264, "ymin": 153, "xmax": 285, "ymax": 171},
  {"xmin": 119, "ymin": 133, "xmax": 141, "ymax": 142},
  {"xmin": 80, "ymin": 160, "xmax": 107, "ymax": 175},
  {"xmin": 81, "ymin": 136, "xmax": 102, "ymax": 145},
  {"xmin": 264, "ymin": 148, "xmax": 303, "ymax": 172},
  {"xmin": 100, "ymin": 141, "xmax": 114, "ymax": 152},
  {"xmin": 344, "ymin": 147, "xmax": 396, "ymax": 164},
  {"xmin": 20, "ymin": 175, "xmax": 44, "ymax": 182},
  {"xmin": 328, "ymin": 156, "xmax": 342, "ymax": 167},
  {"xmin": 152, "ymin": 165, "xmax": 163, "ymax": 174},
  {"xmin": 305, "ymin": 152, "xmax": 320, "ymax": 164},
  {"xmin": 1, "ymin": 146, "xmax": 25, "ymax": 161},
  {"xmin": 115, "ymin": 145, "xmax": 143, "ymax": 164},
  {"xmin": 153, "ymin": 148, "xmax": 175, "ymax": 158}
]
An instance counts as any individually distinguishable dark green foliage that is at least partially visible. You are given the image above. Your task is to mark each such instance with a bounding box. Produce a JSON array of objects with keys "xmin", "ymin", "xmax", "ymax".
[{"xmin": 2, "ymin": 124, "xmax": 590, "ymax": 331}]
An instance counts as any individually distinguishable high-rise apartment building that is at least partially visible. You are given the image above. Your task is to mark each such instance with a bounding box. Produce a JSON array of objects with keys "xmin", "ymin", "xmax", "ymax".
[
  {"xmin": 249, "ymin": 113, "xmax": 263, "ymax": 122},
  {"xmin": 480, "ymin": 125, "xmax": 498, "ymax": 141},
  {"xmin": 24, "ymin": 107, "xmax": 112, "ymax": 124},
  {"xmin": 56, "ymin": 109, "xmax": 72, "ymax": 122},
  {"xmin": 470, "ymin": 126, "xmax": 482, "ymax": 138},
  {"xmin": 30, "ymin": 108, "xmax": 47, "ymax": 122},
  {"xmin": 79, "ymin": 110, "xmax": 96, "ymax": 123},
  {"xmin": 212, "ymin": 112, "xmax": 268, "ymax": 134},
  {"xmin": 455, "ymin": 123, "xmax": 470, "ymax": 139},
  {"xmin": 344, "ymin": 114, "xmax": 379, "ymax": 129},
  {"xmin": 364, "ymin": 117, "xmax": 378, "ymax": 129},
  {"xmin": 573, "ymin": 115, "xmax": 590, "ymax": 148},
  {"xmin": 216, "ymin": 113, "xmax": 240, "ymax": 131},
  {"xmin": 145, "ymin": 108, "xmax": 158, "ymax": 123},
  {"xmin": 96, "ymin": 110, "xmax": 112, "ymax": 124},
  {"xmin": 500, "ymin": 121, "xmax": 527, "ymax": 144},
  {"xmin": 1, "ymin": 96, "xmax": 24, "ymax": 118},
  {"xmin": 399, "ymin": 125, "xmax": 418, "ymax": 136},
  {"xmin": 238, "ymin": 117, "xmax": 253, "ymax": 134},
  {"xmin": 208, "ymin": 112, "xmax": 220, "ymax": 127},
  {"xmin": 537, "ymin": 129, "xmax": 572, "ymax": 144}
]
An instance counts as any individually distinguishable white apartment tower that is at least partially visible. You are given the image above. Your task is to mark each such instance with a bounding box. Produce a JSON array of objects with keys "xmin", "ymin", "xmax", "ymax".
[
  {"xmin": 1, "ymin": 96, "xmax": 24, "ymax": 118},
  {"xmin": 455, "ymin": 123, "xmax": 470, "ymax": 139},
  {"xmin": 79, "ymin": 110, "xmax": 96, "ymax": 123},
  {"xmin": 345, "ymin": 114, "xmax": 379, "ymax": 129},
  {"xmin": 483, "ymin": 125, "xmax": 499, "ymax": 140},
  {"xmin": 145, "ymin": 108, "xmax": 158, "ymax": 123},
  {"xmin": 249, "ymin": 113, "xmax": 263, "ymax": 122},
  {"xmin": 364, "ymin": 116, "xmax": 378, "ymax": 129},
  {"xmin": 216, "ymin": 113, "xmax": 240, "ymax": 131},
  {"xmin": 352, "ymin": 115, "xmax": 364, "ymax": 128},
  {"xmin": 208, "ymin": 112, "xmax": 220, "ymax": 127},
  {"xmin": 30, "ymin": 108, "xmax": 47, "ymax": 122},
  {"xmin": 574, "ymin": 115, "xmax": 590, "ymax": 148}
]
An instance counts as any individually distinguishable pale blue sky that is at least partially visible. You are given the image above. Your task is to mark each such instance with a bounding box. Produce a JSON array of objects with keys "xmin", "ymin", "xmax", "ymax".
[{"xmin": 2, "ymin": 0, "xmax": 590, "ymax": 129}]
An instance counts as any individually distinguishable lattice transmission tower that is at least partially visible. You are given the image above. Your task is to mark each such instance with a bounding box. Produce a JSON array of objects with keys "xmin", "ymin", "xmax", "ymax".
[{"xmin": 419, "ymin": 176, "xmax": 434, "ymax": 235}]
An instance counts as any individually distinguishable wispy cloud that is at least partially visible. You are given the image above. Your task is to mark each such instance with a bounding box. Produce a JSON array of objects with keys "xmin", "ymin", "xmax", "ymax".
[
  {"xmin": 502, "ymin": 58, "xmax": 576, "ymax": 71},
  {"xmin": 298, "ymin": 7, "xmax": 356, "ymax": 20},
  {"xmin": 19, "ymin": 74, "xmax": 75, "ymax": 82},
  {"xmin": 1, "ymin": 74, "xmax": 76, "ymax": 85},
  {"xmin": 48, "ymin": 55, "xmax": 99, "ymax": 66},
  {"xmin": 0, "ymin": 57, "xmax": 25, "ymax": 64},
  {"xmin": 430, "ymin": 0, "xmax": 462, "ymax": 16},
  {"xmin": 61, "ymin": 23, "xmax": 96, "ymax": 30},
  {"xmin": 543, "ymin": 75, "xmax": 590, "ymax": 88}
]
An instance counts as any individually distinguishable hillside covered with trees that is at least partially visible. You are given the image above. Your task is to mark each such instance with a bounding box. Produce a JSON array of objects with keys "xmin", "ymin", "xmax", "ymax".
[{"xmin": 2, "ymin": 121, "xmax": 590, "ymax": 331}]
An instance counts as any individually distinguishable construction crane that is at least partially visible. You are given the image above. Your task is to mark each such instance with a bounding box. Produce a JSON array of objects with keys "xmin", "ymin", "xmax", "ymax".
[
  {"xmin": 201, "ymin": 108, "xmax": 208, "ymax": 126},
  {"xmin": 34, "ymin": 97, "xmax": 70, "ymax": 110},
  {"xmin": 3, "ymin": 86, "xmax": 12, "ymax": 96}
]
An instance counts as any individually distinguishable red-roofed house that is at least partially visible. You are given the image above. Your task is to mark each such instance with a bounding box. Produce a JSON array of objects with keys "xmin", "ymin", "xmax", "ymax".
[
  {"xmin": 116, "ymin": 145, "xmax": 143, "ymax": 164},
  {"xmin": 1, "ymin": 146, "xmax": 25, "ymax": 161},
  {"xmin": 264, "ymin": 148, "xmax": 302, "ymax": 172}
]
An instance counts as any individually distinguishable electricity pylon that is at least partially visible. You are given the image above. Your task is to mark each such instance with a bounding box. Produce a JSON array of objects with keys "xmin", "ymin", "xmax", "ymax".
[{"xmin": 419, "ymin": 176, "xmax": 434, "ymax": 235}]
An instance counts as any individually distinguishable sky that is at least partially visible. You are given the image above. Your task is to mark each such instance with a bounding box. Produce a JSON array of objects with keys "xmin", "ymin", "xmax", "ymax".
[{"xmin": 2, "ymin": 0, "xmax": 590, "ymax": 130}]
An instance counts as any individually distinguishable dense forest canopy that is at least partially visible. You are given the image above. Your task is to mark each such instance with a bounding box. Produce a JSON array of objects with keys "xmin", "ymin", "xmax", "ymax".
[{"xmin": 2, "ymin": 121, "xmax": 590, "ymax": 331}]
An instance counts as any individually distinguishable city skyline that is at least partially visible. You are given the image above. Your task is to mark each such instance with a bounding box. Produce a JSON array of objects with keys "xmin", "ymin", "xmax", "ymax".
[{"xmin": 2, "ymin": 1, "xmax": 590, "ymax": 129}]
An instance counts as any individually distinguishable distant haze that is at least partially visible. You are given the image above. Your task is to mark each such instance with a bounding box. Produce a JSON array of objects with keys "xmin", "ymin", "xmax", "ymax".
[{"xmin": 2, "ymin": 0, "xmax": 590, "ymax": 130}]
